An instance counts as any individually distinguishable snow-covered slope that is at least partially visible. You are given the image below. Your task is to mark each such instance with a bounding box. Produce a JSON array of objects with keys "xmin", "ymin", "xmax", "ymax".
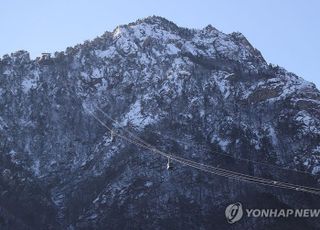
[{"xmin": 0, "ymin": 16, "xmax": 319, "ymax": 229}]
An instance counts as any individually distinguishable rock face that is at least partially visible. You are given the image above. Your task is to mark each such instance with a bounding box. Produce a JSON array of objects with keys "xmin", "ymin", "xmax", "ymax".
[{"xmin": 0, "ymin": 16, "xmax": 320, "ymax": 229}]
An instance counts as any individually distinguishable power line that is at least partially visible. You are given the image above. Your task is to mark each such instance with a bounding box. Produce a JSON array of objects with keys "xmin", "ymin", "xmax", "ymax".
[
  {"xmin": 94, "ymin": 104, "xmax": 315, "ymax": 176},
  {"xmin": 84, "ymin": 104, "xmax": 320, "ymax": 196},
  {"xmin": 142, "ymin": 130, "xmax": 314, "ymax": 176},
  {"xmin": 89, "ymin": 104, "xmax": 320, "ymax": 194}
]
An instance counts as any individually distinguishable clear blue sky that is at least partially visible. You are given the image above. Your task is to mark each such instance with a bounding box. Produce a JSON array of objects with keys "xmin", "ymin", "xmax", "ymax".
[{"xmin": 1, "ymin": 0, "xmax": 319, "ymax": 88}]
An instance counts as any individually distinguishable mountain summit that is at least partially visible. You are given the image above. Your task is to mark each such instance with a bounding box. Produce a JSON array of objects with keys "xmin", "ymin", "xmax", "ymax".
[{"xmin": 0, "ymin": 16, "xmax": 319, "ymax": 229}]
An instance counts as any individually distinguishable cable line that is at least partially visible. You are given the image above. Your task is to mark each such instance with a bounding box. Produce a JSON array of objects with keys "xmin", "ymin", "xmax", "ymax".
[
  {"xmin": 94, "ymin": 104, "xmax": 317, "ymax": 178},
  {"xmin": 88, "ymin": 104, "xmax": 320, "ymax": 194},
  {"xmin": 83, "ymin": 104, "xmax": 320, "ymax": 196},
  {"xmin": 96, "ymin": 104, "xmax": 313, "ymax": 176}
]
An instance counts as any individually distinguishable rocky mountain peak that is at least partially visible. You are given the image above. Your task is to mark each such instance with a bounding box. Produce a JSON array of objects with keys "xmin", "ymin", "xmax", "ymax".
[
  {"xmin": 79, "ymin": 15, "xmax": 269, "ymax": 82},
  {"xmin": 0, "ymin": 16, "xmax": 319, "ymax": 229},
  {"xmin": 133, "ymin": 15, "xmax": 178, "ymax": 27}
]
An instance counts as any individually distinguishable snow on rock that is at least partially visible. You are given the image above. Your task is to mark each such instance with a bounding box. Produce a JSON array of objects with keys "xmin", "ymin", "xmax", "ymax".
[
  {"xmin": 267, "ymin": 125, "xmax": 278, "ymax": 146},
  {"xmin": 130, "ymin": 22, "xmax": 180, "ymax": 42},
  {"xmin": 21, "ymin": 70, "xmax": 39, "ymax": 93},
  {"xmin": 0, "ymin": 117, "xmax": 7, "ymax": 130},
  {"xmin": 213, "ymin": 72, "xmax": 232, "ymax": 99},
  {"xmin": 95, "ymin": 46, "xmax": 117, "ymax": 59},
  {"xmin": 181, "ymin": 41, "xmax": 199, "ymax": 55},
  {"xmin": 144, "ymin": 181, "xmax": 153, "ymax": 187},
  {"xmin": 294, "ymin": 110, "xmax": 320, "ymax": 135},
  {"xmin": 120, "ymin": 100, "xmax": 158, "ymax": 129},
  {"xmin": 166, "ymin": 43, "xmax": 180, "ymax": 55},
  {"xmin": 210, "ymin": 134, "xmax": 230, "ymax": 151},
  {"xmin": 32, "ymin": 160, "xmax": 41, "ymax": 177},
  {"xmin": 22, "ymin": 78, "xmax": 37, "ymax": 92},
  {"xmin": 312, "ymin": 166, "xmax": 320, "ymax": 175},
  {"xmin": 91, "ymin": 68, "xmax": 103, "ymax": 79}
]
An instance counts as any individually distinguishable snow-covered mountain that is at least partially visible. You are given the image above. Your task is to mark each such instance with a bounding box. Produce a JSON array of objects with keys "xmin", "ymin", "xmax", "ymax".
[{"xmin": 0, "ymin": 16, "xmax": 320, "ymax": 229}]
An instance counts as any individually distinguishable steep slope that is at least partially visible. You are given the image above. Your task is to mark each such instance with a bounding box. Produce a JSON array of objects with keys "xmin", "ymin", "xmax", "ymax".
[{"xmin": 0, "ymin": 16, "xmax": 319, "ymax": 229}]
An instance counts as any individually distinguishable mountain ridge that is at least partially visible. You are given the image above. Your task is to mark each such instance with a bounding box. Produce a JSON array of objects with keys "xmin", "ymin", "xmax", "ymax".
[{"xmin": 0, "ymin": 16, "xmax": 320, "ymax": 229}]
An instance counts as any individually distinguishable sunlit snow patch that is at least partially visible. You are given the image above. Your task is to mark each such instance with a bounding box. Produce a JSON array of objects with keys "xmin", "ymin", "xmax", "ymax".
[{"xmin": 119, "ymin": 100, "xmax": 158, "ymax": 130}]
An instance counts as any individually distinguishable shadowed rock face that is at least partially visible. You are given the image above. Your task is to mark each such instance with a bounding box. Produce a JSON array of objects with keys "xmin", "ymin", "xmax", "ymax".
[{"xmin": 0, "ymin": 16, "xmax": 319, "ymax": 229}]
